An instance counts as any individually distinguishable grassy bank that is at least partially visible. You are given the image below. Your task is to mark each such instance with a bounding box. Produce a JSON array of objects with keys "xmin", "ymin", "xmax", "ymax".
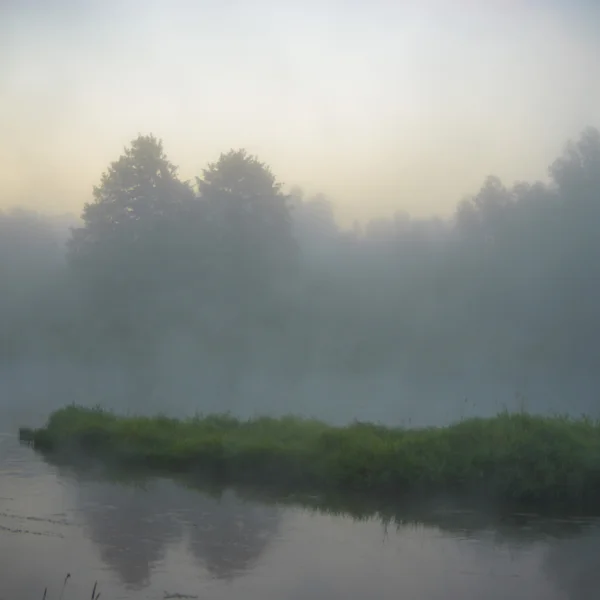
[{"xmin": 19, "ymin": 406, "xmax": 600, "ymax": 509}]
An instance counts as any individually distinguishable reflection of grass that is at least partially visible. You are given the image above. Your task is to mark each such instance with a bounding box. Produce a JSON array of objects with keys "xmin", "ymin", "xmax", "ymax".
[
  {"xmin": 20, "ymin": 405, "xmax": 600, "ymax": 510},
  {"xmin": 43, "ymin": 452, "xmax": 595, "ymax": 544}
]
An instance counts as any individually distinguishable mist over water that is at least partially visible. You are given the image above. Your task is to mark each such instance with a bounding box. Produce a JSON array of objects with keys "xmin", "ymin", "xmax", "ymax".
[
  {"xmin": 4, "ymin": 4, "xmax": 600, "ymax": 597},
  {"xmin": 3, "ymin": 85, "xmax": 600, "ymax": 600},
  {"xmin": 2, "ymin": 128, "xmax": 600, "ymax": 426}
]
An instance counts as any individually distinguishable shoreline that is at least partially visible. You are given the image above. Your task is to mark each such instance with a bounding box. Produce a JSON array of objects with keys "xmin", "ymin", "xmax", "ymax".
[{"xmin": 19, "ymin": 405, "xmax": 600, "ymax": 513}]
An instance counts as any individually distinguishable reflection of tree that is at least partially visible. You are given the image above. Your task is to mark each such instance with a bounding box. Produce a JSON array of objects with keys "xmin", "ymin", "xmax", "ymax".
[
  {"xmin": 73, "ymin": 475, "xmax": 280, "ymax": 588},
  {"xmin": 57, "ymin": 456, "xmax": 600, "ymax": 595},
  {"xmin": 182, "ymin": 489, "xmax": 280, "ymax": 580},
  {"xmin": 76, "ymin": 480, "xmax": 181, "ymax": 589},
  {"xmin": 542, "ymin": 524, "xmax": 600, "ymax": 600}
]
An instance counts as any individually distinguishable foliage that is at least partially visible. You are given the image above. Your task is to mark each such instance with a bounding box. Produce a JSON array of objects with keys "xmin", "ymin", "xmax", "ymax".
[
  {"xmin": 194, "ymin": 148, "xmax": 298, "ymax": 299},
  {"xmin": 68, "ymin": 135, "xmax": 194, "ymax": 279},
  {"xmin": 4, "ymin": 126, "xmax": 600, "ymax": 393},
  {"xmin": 23, "ymin": 406, "xmax": 600, "ymax": 510}
]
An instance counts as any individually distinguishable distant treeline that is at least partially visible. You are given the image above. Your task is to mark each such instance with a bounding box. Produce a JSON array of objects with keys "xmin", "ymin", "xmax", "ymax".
[{"xmin": 3, "ymin": 127, "xmax": 600, "ymax": 391}]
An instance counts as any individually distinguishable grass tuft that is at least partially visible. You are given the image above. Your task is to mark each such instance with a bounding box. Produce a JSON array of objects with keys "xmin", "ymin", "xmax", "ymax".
[
  {"xmin": 35, "ymin": 573, "xmax": 100, "ymax": 600},
  {"xmin": 21, "ymin": 405, "xmax": 600, "ymax": 510}
]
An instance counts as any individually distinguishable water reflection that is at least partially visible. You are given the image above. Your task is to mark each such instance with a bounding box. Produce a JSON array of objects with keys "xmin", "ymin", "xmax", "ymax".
[
  {"xmin": 76, "ymin": 480, "xmax": 179, "ymax": 588},
  {"xmin": 544, "ymin": 523, "xmax": 600, "ymax": 600},
  {"xmin": 52, "ymin": 454, "xmax": 599, "ymax": 598},
  {"xmin": 71, "ymin": 472, "xmax": 281, "ymax": 587},
  {"xmin": 4, "ymin": 432, "xmax": 600, "ymax": 599},
  {"xmin": 184, "ymin": 488, "xmax": 279, "ymax": 580}
]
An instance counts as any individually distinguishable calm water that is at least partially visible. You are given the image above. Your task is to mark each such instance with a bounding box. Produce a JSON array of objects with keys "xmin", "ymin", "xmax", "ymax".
[{"xmin": 2, "ymin": 408, "xmax": 600, "ymax": 600}]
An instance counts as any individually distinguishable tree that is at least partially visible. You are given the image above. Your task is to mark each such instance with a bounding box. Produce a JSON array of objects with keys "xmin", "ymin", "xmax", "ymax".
[
  {"xmin": 288, "ymin": 187, "xmax": 338, "ymax": 262},
  {"xmin": 197, "ymin": 148, "xmax": 282, "ymax": 199},
  {"xmin": 194, "ymin": 149, "xmax": 297, "ymax": 297},
  {"xmin": 67, "ymin": 134, "xmax": 194, "ymax": 294},
  {"xmin": 550, "ymin": 126, "xmax": 600, "ymax": 212},
  {"xmin": 455, "ymin": 175, "xmax": 516, "ymax": 245},
  {"xmin": 65, "ymin": 134, "xmax": 199, "ymax": 355}
]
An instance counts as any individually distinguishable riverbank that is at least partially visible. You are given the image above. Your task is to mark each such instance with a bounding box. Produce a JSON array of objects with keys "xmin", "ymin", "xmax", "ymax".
[{"xmin": 19, "ymin": 406, "xmax": 600, "ymax": 509}]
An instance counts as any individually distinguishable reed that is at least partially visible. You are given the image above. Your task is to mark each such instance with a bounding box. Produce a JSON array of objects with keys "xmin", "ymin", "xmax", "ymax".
[
  {"xmin": 21, "ymin": 405, "xmax": 600, "ymax": 509},
  {"xmin": 38, "ymin": 573, "xmax": 100, "ymax": 600}
]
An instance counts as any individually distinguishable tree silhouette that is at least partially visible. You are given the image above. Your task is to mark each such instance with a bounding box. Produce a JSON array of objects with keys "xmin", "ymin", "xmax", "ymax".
[
  {"xmin": 195, "ymin": 148, "xmax": 297, "ymax": 296},
  {"xmin": 68, "ymin": 134, "xmax": 193, "ymax": 289}
]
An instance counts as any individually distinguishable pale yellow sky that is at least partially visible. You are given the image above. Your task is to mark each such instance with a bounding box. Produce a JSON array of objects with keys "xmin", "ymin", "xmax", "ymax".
[{"xmin": 1, "ymin": 0, "xmax": 599, "ymax": 225}]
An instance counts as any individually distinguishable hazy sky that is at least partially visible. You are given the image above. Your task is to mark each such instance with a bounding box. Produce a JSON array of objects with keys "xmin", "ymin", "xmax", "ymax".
[{"xmin": 1, "ymin": 0, "xmax": 599, "ymax": 225}]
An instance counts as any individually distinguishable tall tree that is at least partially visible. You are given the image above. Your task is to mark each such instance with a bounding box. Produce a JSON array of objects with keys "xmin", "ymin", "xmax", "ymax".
[
  {"xmin": 195, "ymin": 149, "xmax": 297, "ymax": 297},
  {"xmin": 68, "ymin": 134, "xmax": 194, "ymax": 291}
]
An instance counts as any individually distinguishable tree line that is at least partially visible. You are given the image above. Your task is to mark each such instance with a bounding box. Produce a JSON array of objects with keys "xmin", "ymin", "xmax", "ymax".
[{"xmin": 3, "ymin": 126, "xmax": 600, "ymax": 401}]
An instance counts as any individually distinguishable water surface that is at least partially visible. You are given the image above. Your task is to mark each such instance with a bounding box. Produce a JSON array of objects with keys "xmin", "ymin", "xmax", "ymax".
[{"xmin": 1, "ymin": 408, "xmax": 599, "ymax": 600}]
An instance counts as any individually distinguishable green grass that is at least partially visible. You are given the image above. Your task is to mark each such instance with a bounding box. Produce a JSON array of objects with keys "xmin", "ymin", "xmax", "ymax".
[{"xmin": 19, "ymin": 405, "xmax": 600, "ymax": 510}]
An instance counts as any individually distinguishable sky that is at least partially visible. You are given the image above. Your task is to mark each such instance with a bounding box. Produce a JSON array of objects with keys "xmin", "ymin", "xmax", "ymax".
[{"xmin": 1, "ymin": 0, "xmax": 599, "ymax": 225}]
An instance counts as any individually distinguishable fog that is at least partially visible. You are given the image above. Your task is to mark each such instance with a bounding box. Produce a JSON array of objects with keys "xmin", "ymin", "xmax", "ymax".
[
  {"xmin": 3, "ymin": 0, "xmax": 600, "ymax": 425},
  {"xmin": 3, "ymin": 1, "xmax": 600, "ymax": 224},
  {"xmin": 2, "ymin": 123, "xmax": 600, "ymax": 426}
]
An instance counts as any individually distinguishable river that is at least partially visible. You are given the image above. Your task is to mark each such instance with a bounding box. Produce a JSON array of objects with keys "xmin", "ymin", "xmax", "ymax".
[{"xmin": 2, "ymin": 407, "xmax": 600, "ymax": 600}]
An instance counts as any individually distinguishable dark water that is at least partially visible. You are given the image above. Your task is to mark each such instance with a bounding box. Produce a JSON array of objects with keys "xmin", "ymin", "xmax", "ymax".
[{"xmin": 2, "ymin": 409, "xmax": 600, "ymax": 599}]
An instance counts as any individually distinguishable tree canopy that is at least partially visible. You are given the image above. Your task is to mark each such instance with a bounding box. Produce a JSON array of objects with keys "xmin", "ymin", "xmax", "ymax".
[{"xmin": 5, "ymin": 125, "xmax": 600, "ymax": 411}]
